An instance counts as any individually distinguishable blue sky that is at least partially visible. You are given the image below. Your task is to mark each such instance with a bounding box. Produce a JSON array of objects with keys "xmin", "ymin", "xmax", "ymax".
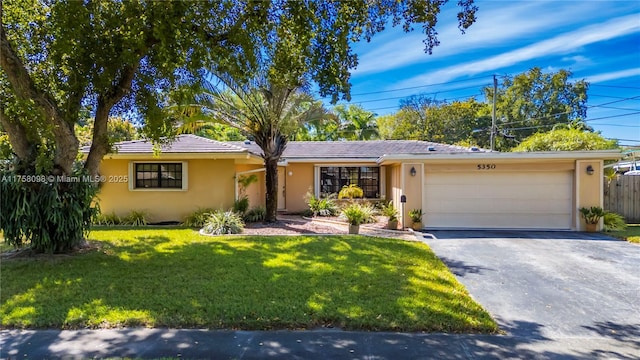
[{"xmin": 331, "ymin": 0, "xmax": 640, "ymax": 146}]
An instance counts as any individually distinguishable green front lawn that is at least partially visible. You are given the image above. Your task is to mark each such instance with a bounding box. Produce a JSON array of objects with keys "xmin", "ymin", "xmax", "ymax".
[
  {"xmin": 610, "ymin": 224, "xmax": 640, "ymax": 243},
  {"xmin": 1, "ymin": 228, "xmax": 497, "ymax": 333}
]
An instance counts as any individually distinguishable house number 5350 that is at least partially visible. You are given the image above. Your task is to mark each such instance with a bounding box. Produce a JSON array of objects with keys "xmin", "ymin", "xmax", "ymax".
[{"xmin": 477, "ymin": 164, "xmax": 496, "ymax": 170}]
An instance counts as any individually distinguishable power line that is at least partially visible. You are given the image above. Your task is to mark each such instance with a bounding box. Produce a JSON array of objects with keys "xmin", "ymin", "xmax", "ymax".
[
  {"xmin": 503, "ymin": 111, "xmax": 640, "ymax": 132},
  {"xmin": 608, "ymin": 138, "xmax": 640, "ymax": 143},
  {"xmin": 347, "ymin": 75, "xmax": 490, "ymax": 97},
  {"xmin": 595, "ymin": 105, "xmax": 640, "ymax": 112},
  {"xmin": 498, "ymin": 95, "xmax": 640, "ymax": 127},
  {"xmin": 590, "ymin": 84, "xmax": 640, "ymax": 90},
  {"xmin": 342, "ymin": 84, "xmax": 486, "ymax": 105},
  {"xmin": 364, "ymin": 92, "xmax": 485, "ymax": 112},
  {"xmin": 589, "ymin": 94, "xmax": 640, "ymax": 99},
  {"xmin": 594, "ymin": 123, "xmax": 640, "ymax": 128},
  {"xmin": 585, "ymin": 111, "xmax": 640, "ymax": 122}
]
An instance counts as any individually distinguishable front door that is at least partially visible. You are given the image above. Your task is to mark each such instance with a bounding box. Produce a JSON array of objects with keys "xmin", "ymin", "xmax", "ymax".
[{"xmin": 277, "ymin": 167, "xmax": 286, "ymax": 210}]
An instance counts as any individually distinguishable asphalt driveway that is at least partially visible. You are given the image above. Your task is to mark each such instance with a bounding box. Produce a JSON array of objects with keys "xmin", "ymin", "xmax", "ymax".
[{"xmin": 421, "ymin": 230, "xmax": 640, "ymax": 358}]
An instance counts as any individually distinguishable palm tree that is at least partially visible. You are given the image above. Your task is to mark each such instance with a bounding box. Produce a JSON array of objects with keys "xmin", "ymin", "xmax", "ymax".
[
  {"xmin": 175, "ymin": 72, "xmax": 325, "ymax": 222},
  {"xmin": 333, "ymin": 104, "xmax": 379, "ymax": 140}
]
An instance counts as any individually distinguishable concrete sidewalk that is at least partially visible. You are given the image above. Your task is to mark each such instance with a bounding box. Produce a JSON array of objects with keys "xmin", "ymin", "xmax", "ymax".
[{"xmin": 2, "ymin": 328, "xmax": 638, "ymax": 359}]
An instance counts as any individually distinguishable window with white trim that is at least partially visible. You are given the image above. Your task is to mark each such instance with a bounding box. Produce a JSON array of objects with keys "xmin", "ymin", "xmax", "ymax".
[
  {"xmin": 135, "ymin": 163, "xmax": 183, "ymax": 189},
  {"xmin": 320, "ymin": 166, "xmax": 380, "ymax": 198}
]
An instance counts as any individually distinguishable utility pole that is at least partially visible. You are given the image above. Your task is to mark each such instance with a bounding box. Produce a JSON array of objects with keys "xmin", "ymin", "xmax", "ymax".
[{"xmin": 490, "ymin": 74, "xmax": 497, "ymax": 152}]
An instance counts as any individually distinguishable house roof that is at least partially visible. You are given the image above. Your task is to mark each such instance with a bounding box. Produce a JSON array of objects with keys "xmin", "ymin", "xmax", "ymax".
[
  {"xmin": 82, "ymin": 134, "xmax": 249, "ymax": 154},
  {"xmin": 230, "ymin": 140, "xmax": 482, "ymax": 160},
  {"xmin": 91, "ymin": 135, "xmax": 619, "ymax": 163}
]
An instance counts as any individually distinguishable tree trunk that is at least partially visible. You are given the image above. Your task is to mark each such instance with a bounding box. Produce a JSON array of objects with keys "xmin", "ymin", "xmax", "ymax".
[
  {"xmin": 84, "ymin": 98, "xmax": 112, "ymax": 177},
  {"xmin": 264, "ymin": 157, "xmax": 279, "ymax": 223},
  {"xmin": 0, "ymin": 113, "xmax": 33, "ymax": 162}
]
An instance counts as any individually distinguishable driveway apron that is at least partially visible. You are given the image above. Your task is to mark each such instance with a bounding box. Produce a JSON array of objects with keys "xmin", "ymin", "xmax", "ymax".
[{"xmin": 421, "ymin": 230, "xmax": 640, "ymax": 358}]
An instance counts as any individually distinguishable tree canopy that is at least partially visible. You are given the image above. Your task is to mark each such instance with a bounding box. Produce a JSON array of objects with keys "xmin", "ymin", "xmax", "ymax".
[
  {"xmin": 512, "ymin": 128, "xmax": 618, "ymax": 152},
  {"xmin": 486, "ymin": 67, "xmax": 589, "ymax": 144},
  {"xmin": 1, "ymin": 0, "xmax": 478, "ymax": 250},
  {"xmin": 377, "ymin": 68, "xmax": 590, "ymax": 151}
]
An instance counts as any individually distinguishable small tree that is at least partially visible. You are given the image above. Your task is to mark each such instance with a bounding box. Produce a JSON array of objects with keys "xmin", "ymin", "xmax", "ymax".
[
  {"xmin": 513, "ymin": 128, "xmax": 618, "ymax": 152},
  {"xmin": 338, "ymin": 184, "xmax": 364, "ymax": 200},
  {"xmin": 175, "ymin": 73, "xmax": 326, "ymax": 222}
]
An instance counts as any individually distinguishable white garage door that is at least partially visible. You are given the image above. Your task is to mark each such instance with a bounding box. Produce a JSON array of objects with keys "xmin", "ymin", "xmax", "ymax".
[{"xmin": 424, "ymin": 171, "xmax": 573, "ymax": 230}]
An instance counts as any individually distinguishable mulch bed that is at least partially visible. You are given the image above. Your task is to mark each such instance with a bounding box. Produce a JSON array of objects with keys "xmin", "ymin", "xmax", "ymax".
[{"xmin": 243, "ymin": 215, "xmax": 389, "ymax": 235}]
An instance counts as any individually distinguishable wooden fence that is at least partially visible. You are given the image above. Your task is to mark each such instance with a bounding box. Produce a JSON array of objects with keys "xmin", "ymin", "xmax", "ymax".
[{"xmin": 604, "ymin": 176, "xmax": 640, "ymax": 223}]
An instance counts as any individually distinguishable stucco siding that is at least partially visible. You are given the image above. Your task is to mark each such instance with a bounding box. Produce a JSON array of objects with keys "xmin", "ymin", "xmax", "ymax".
[
  {"xmin": 283, "ymin": 163, "xmax": 315, "ymax": 213},
  {"xmin": 575, "ymin": 159, "xmax": 604, "ymax": 231},
  {"xmin": 97, "ymin": 158, "xmax": 236, "ymax": 222},
  {"xmin": 236, "ymin": 164, "xmax": 266, "ymax": 211}
]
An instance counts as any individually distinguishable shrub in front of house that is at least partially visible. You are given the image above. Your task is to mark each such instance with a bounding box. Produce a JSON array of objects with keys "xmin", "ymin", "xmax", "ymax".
[
  {"xmin": 182, "ymin": 208, "xmax": 216, "ymax": 227},
  {"xmin": 202, "ymin": 210, "xmax": 244, "ymax": 235},
  {"xmin": 121, "ymin": 210, "xmax": 149, "ymax": 226},
  {"xmin": 304, "ymin": 191, "xmax": 339, "ymax": 217},
  {"xmin": 233, "ymin": 197, "xmax": 250, "ymax": 215},
  {"xmin": 603, "ymin": 211, "xmax": 627, "ymax": 232},
  {"xmin": 340, "ymin": 202, "xmax": 377, "ymax": 225},
  {"xmin": 244, "ymin": 206, "xmax": 266, "ymax": 223},
  {"xmin": 93, "ymin": 212, "xmax": 122, "ymax": 226},
  {"xmin": 338, "ymin": 184, "xmax": 364, "ymax": 200}
]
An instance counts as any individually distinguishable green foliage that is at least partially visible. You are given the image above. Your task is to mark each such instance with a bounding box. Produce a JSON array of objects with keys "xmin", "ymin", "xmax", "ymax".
[
  {"xmin": 76, "ymin": 117, "xmax": 139, "ymax": 147},
  {"xmin": 579, "ymin": 206, "xmax": 605, "ymax": 224},
  {"xmin": 338, "ymin": 184, "xmax": 364, "ymax": 200},
  {"xmin": 512, "ymin": 128, "xmax": 618, "ymax": 152},
  {"xmin": 377, "ymin": 97, "xmax": 492, "ymax": 146},
  {"xmin": 233, "ymin": 197, "xmax": 250, "ymax": 215},
  {"xmin": 0, "ymin": 171, "xmax": 99, "ymax": 253},
  {"xmin": 295, "ymin": 113, "xmax": 341, "ymax": 141},
  {"xmin": 333, "ymin": 104, "xmax": 379, "ymax": 140},
  {"xmin": 122, "ymin": 211, "xmax": 149, "ymax": 227},
  {"xmin": 244, "ymin": 206, "xmax": 266, "ymax": 223},
  {"xmin": 181, "ymin": 208, "xmax": 216, "ymax": 228},
  {"xmin": 2, "ymin": 0, "xmax": 477, "ymax": 245},
  {"xmin": 341, "ymin": 203, "xmax": 367, "ymax": 226},
  {"xmin": 603, "ymin": 211, "xmax": 627, "ymax": 232},
  {"xmin": 202, "ymin": 210, "xmax": 245, "ymax": 235},
  {"xmin": 341, "ymin": 203, "xmax": 376, "ymax": 226},
  {"xmin": 359, "ymin": 202, "xmax": 378, "ymax": 224},
  {"xmin": 380, "ymin": 201, "xmax": 399, "ymax": 221},
  {"xmin": 93, "ymin": 212, "xmax": 122, "ymax": 226},
  {"xmin": 486, "ymin": 67, "xmax": 589, "ymax": 148},
  {"xmin": 0, "ymin": 134, "xmax": 12, "ymax": 160},
  {"xmin": 305, "ymin": 191, "xmax": 339, "ymax": 217},
  {"xmin": 409, "ymin": 209, "xmax": 423, "ymax": 223},
  {"xmin": 377, "ymin": 68, "xmax": 590, "ymax": 151}
]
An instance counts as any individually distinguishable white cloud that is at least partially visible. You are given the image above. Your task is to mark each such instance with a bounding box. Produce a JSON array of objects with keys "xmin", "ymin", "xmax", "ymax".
[
  {"xmin": 586, "ymin": 68, "xmax": 640, "ymax": 83},
  {"xmin": 352, "ymin": 1, "xmax": 602, "ymax": 76},
  {"xmin": 394, "ymin": 13, "xmax": 640, "ymax": 87}
]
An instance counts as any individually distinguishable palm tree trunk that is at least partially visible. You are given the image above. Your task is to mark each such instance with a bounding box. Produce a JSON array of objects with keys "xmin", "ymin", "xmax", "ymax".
[{"xmin": 264, "ymin": 158, "xmax": 279, "ymax": 222}]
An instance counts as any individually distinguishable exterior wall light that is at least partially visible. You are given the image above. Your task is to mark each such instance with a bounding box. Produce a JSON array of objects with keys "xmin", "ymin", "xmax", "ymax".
[
  {"xmin": 410, "ymin": 166, "xmax": 417, "ymax": 177},
  {"xmin": 586, "ymin": 165, "xmax": 594, "ymax": 175}
]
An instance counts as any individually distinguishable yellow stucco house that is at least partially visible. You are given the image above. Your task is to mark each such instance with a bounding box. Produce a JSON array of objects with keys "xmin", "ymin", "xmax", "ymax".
[{"xmin": 90, "ymin": 134, "xmax": 619, "ymax": 231}]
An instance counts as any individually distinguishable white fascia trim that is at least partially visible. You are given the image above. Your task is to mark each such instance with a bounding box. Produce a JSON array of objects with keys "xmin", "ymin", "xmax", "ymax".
[
  {"xmin": 377, "ymin": 150, "xmax": 622, "ymax": 164},
  {"xmin": 287, "ymin": 158, "xmax": 379, "ymax": 163}
]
